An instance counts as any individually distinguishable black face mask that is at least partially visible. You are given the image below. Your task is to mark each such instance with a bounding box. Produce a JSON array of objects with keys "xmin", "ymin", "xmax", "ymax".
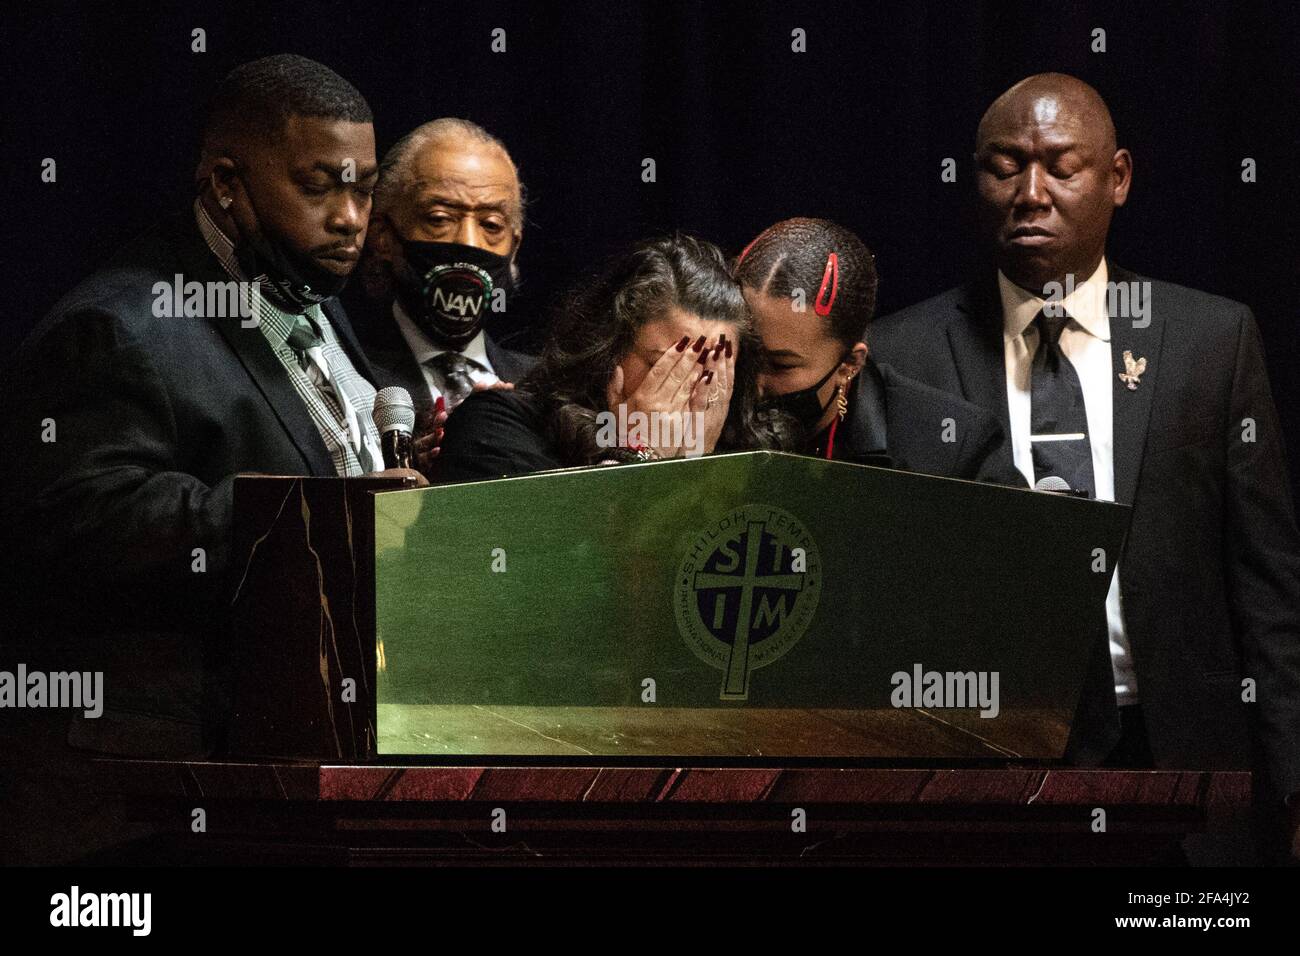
[
  {"xmin": 756, "ymin": 360, "xmax": 841, "ymax": 436},
  {"xmin": 394, "ymin": 238, "xmax": 515, "ymax": 349},
  {"xmin": 230, "ymin": 176, "xmax": 350, "ymax": 314}
]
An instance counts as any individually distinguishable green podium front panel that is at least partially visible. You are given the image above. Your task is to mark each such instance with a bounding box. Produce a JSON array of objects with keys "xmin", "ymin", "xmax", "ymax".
[{"xmin": 374, "ymin": 451, "xmax": 1128, "ymax": 757}]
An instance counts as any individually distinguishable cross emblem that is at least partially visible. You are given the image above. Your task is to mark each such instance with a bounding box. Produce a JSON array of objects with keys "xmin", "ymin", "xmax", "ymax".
[{"xmin": 692, "ymin": 520, "xmax": 805, "ymax": 699}]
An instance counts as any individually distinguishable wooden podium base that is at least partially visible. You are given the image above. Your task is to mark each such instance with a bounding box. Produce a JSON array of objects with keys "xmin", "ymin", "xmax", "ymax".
[{"xmin": 86, "ymin": 761, "xmax": 1253, "ymax": 865}]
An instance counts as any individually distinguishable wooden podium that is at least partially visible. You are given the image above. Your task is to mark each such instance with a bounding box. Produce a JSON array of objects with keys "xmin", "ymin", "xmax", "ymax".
[
  {"xmin": 127, "ymin": 456, "xmax": 1253, "ymax": 865},
  {"xmin": 223, "ymin": 453, "xmax": 1130, "ymax": 762}
]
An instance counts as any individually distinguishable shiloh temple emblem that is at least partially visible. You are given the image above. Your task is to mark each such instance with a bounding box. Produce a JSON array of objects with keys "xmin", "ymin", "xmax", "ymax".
[{"xmin": 674, "ymin": 504, "xmax": 821, "ymax": 700}]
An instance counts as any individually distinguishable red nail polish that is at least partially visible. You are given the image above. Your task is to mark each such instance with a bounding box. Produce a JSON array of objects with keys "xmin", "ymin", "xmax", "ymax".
[
  {"xmin": 675, "ymin": 336, "xmax": 689, "ymax": 352},
  {"xmin": 713, "ymin": 340, "xmax": 725, "ymax": 359},
  {"xmin": 435, "ymin": 396, "xmax": 446, "ymax": 414},
  {"xmin": 725, "ymin": 339, "xmax": 733, "ymax": 358},
  {"xmin": 697, "ymin": 350, "xmax": 709, "ymax": 364},
  {"xmin": 703, "ymin": 371, "xmax": 714, "ymax": 384},
  {"xmin": 692, "ymin": 335, "xmax": 706, "ymax": 352}
]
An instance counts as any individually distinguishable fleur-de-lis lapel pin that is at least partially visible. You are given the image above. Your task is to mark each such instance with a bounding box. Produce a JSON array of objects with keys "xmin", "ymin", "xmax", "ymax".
[{"xmin": 1118, "ymin": 349, "xmax": 1147, "ymax": 390}]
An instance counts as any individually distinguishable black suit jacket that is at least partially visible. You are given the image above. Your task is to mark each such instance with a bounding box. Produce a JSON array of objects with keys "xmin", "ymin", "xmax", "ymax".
[
  {"xmin": 347, "ymin": 293, "xmax": 537, "ymax": 416},
  {"xmin": 870, "ymin": 265, "xmax": 1300, "ymax": 801},
  {"xmin": 1, "ymin": 210, "xmax": 380, "ymax": 756},
  {"xmin": 431, "ymin": 389, "xmax": 566, "ymax": 483},
  {"xmin": 838, "ymin": 359, "xmax": 1027, "ymax": 486}
]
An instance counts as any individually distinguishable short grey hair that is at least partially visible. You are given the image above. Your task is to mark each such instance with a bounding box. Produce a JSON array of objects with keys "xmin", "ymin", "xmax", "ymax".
[{"xmin": 373, "ymin": 117, "xmax": 525, "ymax": 230}]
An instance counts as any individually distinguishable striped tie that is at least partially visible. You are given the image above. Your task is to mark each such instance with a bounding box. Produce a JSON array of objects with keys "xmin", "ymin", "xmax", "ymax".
[
  {"xmin": 286, "ymin": 314, "xmax": 379, "ymax": 473},
  {"xmin": 429, "ymin": 351, "xmax": 476, "ymax": 411}
]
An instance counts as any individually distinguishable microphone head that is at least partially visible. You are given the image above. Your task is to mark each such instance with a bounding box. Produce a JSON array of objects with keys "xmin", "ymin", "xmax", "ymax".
[
  {"xmin": 373, "ymin": 386, "xmax": 416, "ymax": 436},
  {"xmin": 1034, "ymin": 475, "xmax": 1072, "ymax": 493}
]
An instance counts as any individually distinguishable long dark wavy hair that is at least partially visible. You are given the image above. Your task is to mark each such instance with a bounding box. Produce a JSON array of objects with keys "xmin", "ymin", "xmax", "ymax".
[{"xmin": 520, "ymin": 234, "xmax": 795, "ymax": 465}]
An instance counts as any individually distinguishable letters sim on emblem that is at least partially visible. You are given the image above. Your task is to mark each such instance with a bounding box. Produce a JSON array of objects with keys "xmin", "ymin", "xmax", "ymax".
[{"xmin": 675, "ymin": 505, "xmax": 821, "ymax": 701}]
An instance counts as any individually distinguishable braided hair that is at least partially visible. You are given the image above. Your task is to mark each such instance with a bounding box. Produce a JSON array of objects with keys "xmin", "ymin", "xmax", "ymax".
[{"xmin": 732, "ymin": 217, "xmax": 878, "ymax": 347}]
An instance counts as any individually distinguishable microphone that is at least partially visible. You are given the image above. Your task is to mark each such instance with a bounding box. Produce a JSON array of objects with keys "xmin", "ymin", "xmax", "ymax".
[
  {"xmin": 1034, "ymin": 475, "xmax": 1092, "ymax": 498},
  {"xmin": 372, "ymin": 386, "xmax": 416, "ymax": 470},
  {"xmin": 1034, "ymin": 475, "xmax": 1071, "ymax": 493}
]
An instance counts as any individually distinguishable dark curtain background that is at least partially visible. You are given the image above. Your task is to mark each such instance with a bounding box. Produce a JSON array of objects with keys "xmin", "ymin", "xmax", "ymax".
[{"xmin": 5, "ymin": 0, "xmax": 1298, "ymax": 495}]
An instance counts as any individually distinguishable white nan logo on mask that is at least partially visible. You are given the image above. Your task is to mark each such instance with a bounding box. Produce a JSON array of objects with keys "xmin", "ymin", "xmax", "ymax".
[{"xmin": 425, "ymin": 262, "xmax": 493, "ymax": 319}]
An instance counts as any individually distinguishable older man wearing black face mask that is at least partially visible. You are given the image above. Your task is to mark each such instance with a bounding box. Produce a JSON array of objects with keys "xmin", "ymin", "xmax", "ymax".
[{"xmin": 350, "ymin": 119, "xmax": 537, "ymax": 468}]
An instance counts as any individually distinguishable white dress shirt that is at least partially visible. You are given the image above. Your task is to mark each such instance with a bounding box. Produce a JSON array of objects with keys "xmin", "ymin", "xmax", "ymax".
[
  {"xmin": 392, "ymin": 300, "xmax": 498, "ymax": 405},
  {"xmin": 999, "ymin": 260, "xmax": 1137, "ymax": 705}
]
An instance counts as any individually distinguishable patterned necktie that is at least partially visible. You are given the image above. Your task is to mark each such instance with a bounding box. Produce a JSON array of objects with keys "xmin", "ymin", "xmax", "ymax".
[
  {"xmin": 285, "ymin": 313, "xmax": 324, "ymax": 355},
  {"xmin": 286, "ymin": 313, "xmax": 378, "ymax": 473},
  {"xmin": 429, "ymin": 351, "xmax": 476, "ymax": 411},
  {"xmin": 1030, "ymin": 310, "xmax": 1095, "ymax": 497}
]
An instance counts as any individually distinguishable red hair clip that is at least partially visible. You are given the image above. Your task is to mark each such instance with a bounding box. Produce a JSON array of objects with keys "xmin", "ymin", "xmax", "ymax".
[{"xmin": 814, "ymin": 252, "xmax": 839, "ymax": 316}]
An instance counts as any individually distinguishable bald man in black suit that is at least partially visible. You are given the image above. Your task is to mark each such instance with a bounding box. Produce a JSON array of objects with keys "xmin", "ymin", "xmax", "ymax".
[{"xmin": 871, "ymin": 74, "xmax": 1300, "ymax": 863}]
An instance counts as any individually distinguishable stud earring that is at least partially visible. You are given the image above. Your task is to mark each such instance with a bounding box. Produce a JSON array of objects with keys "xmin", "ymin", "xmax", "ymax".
[{"xmin": 219, "ymin": 195, "xmax": 232, "ymax": 209}]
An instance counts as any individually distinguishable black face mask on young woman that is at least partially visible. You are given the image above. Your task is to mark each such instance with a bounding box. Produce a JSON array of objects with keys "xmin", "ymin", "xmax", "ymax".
[
  {"xmin": 394, "ymin": 237, "xmax": 515, "ymax": 349},
  {"xmin": 756, "ymin": 360, "xmax": 841, "ymax": 435}
]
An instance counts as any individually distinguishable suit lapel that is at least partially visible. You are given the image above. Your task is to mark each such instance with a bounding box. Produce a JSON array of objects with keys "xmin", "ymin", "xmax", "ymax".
[
  {"xmin": 174, "ymin": 221, "xmax": 335, "ymax": 475},
  {"xmin": 351, "ymin": 297, "xmax": 441, "ymax": 412},
  {"xmin": 324, "ymin": 297, "xmax": 378, "ymax": 385},
  {"xmin": 1107, "ymin": 264, "xmax": 1165, "ymax": 506},
  {"xmin": 385, "ymin": 344, "xmax": 435, "ymax": 413},
  {"xmin": 846, "ymin": 359, "xmax": 891, "ymax": 456},
  {"xmin": 484, "ymin": 332, "xmax": 532, "ymax": 383},
  {"xmin": 209, "ymin": 316, "xmax": 336, "ymax": 475},
  {"xmin": 948, "ymin": 276, "xmax": 1011, "ymax": 431},
  {"xmin": 484, "ymin": 334, "xmax": 506, "ymax": 379}
]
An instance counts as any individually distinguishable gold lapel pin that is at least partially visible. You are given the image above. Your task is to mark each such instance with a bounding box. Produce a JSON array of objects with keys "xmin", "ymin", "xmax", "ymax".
[{"xmin": 1119, "ymin": 350, "xmax": 1147, "ymax": 391}]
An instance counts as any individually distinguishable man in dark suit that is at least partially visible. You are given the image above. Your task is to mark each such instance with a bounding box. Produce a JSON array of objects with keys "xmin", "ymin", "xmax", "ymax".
[
  {"xmin": 347, "ymin": 118, "xmax": 537, "ymax": 469},
  {"xmin": 871, "ymin": 73, "xmax": 1300, "ymax": 861},
  {"xmin": 2, "ymin": 54, "xmax": 423, "ymax": 762}
]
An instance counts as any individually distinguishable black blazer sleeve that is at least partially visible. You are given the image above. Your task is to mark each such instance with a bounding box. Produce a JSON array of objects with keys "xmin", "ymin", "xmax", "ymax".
[
  {"xmin": 960, "ymin": 411, "xmax": 1028, "ymax": 488},
  {"xmin": 8, "ymin": 308, "xmax": 235, "ymax": 599},
  {"xmin": 432, "ymin": 389, "xmax": 563, "ymax": 483},
  {"xmin": 1223, "ymin": 308, "xmax": 1300, "ymax": 799}
]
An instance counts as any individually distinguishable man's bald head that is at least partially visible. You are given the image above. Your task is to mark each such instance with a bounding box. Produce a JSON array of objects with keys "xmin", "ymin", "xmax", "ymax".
[
  {"xmin": 977, "ymin": 73, "xmax": 1116, "ymax": 156},
  {"xmin": 974, "ymin": 73, "xmax": 1131, "ymax": 292}
]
